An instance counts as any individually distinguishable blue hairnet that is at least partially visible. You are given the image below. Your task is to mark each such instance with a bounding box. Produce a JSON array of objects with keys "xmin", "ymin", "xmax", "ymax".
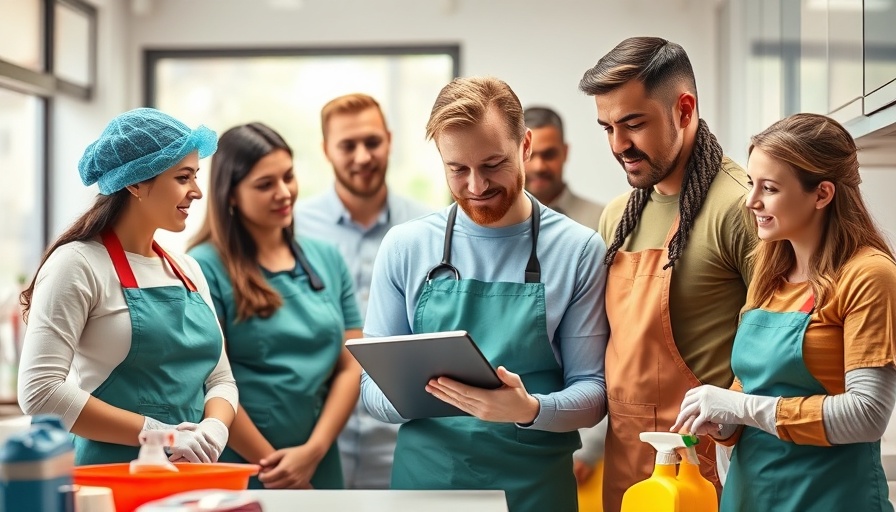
[{"xmin": 78, "ymin": 107, "xmax": 217, "ymax": 195}]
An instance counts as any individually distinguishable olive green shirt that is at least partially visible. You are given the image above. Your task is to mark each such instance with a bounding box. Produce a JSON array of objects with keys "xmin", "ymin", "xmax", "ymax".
[{"xmin": 598, "ymin": 157, "xmax": 755, "ymax": 388}]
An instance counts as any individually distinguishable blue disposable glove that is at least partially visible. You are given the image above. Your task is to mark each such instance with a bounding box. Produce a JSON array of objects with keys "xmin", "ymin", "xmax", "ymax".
[{"xmin": 671, "ymin": 385, "xmax": 780, "ymax": 437}]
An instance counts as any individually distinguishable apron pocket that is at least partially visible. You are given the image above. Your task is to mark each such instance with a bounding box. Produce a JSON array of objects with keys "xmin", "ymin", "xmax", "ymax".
[
  {"xmin": 242, "ymin": 406, "xmax": 271, "ymax": 429},
  {"xmin": 607, "ymin": 398, "xmax": 657, "ymax": 484},
  {"xmin": 138, "ymin": 403, "xmax": 172, "ymax": 424},
  {"xmin": 607, "ymin": 399, "xmax": 656, "ymax": 433}
]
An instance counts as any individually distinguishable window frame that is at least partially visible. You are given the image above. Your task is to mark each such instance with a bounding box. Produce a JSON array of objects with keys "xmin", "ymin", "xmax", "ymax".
[
  {"xmin": 143, "ymin": 44, "xmax": 461, "ymax": 106},
  {"xmin": 50, "ymin": 0, "xmax": 97, "ymax": 99},
  {"xmin": 0, "ymin": 0, "xmax": 98, "ymax": 249}
]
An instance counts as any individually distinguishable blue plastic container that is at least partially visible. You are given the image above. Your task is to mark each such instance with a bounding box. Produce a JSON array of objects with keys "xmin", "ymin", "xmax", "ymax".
[{"xmin": 0, "ymin": 415, "xmax": 74, "ymax": 512}]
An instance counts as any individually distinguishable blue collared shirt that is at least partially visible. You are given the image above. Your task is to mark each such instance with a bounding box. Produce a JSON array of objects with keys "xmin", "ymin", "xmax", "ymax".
[{"xmin": 294, "ymin": 186, "xmax": 432, "ymax": 318}]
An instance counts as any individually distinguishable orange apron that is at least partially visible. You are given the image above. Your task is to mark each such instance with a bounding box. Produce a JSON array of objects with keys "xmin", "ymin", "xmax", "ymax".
[{"xmin": 602, "ymin": 218, "xmax": 720, "ymax": 512}]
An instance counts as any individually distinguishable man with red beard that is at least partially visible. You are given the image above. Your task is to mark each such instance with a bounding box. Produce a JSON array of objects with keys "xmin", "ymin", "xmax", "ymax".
[
  {"xmin": 295, "ymin": 93, "xmax": 430, "ymax": 489},
  {"xmin": 360, "ymin": 76, "xmax": 609, "ymax": 512}
]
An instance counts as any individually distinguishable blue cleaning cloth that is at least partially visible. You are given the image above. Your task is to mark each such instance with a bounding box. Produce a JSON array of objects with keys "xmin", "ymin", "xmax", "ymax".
[{"xmin": 78, "ymin": 107, "xmax": 217, "ymax": 195}]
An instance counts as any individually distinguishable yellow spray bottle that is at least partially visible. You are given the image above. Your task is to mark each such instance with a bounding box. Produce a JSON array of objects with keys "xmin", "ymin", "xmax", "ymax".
[{"xmin": 620, "ymin": 432, "xmax": 718, "ymax": 512}]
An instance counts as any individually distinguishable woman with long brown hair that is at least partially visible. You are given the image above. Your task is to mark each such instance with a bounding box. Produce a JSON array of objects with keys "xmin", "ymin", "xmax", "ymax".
[
  {"xmin": 674, "ymin": 113, "xmax": 896, "ymax": 511},
  {"xmin": 188, "ymin": 122, "xmax": 361, "ymax": 489},
  {"xmin": 17, "ymin": 108, "xmax": 237, "ymax": 465}
]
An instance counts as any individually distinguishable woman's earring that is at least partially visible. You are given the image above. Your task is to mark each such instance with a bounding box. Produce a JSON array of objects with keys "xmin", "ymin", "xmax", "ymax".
[{"xmin": 228, "ymin": 205, "xmax": 234, "ymax": 216}]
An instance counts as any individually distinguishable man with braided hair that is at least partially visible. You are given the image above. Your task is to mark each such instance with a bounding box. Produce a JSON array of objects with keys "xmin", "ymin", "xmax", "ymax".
[{"xmin": 579, "ymin": 37, "xmax": 755, "ymax": 512}]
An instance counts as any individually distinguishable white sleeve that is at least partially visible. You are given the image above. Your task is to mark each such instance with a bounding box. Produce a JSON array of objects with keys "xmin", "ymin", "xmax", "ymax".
[
  {"xmin": 182, "ymin": 254, "xmax": 238, "ymax": 413},
  {"xmin": 203, "ymin": 349, "xmax": 238, "ymax": 413},
  {"xmin": 17, "ymin": 247, "xmax": 95, "ymax": 430}
]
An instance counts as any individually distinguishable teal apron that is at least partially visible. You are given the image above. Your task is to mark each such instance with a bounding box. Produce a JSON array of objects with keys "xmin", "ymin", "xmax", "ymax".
[
  {"xmin": 75, "ymin": 231, "xmax": 222, "ymax": 465},
  {"xmin": 392, "ymin": 196, "xmax": 581, "ymax": 512},
  {"xmin": 217, "ymin": 238, "xmax": 345, "ymax": 489},
  {"xmin": 724, "ymin": 292, "xmax": 892, "ymax": 511}
]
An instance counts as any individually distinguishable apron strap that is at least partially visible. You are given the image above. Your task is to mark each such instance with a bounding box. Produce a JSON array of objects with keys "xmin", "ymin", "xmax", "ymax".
[
  {"xmin": 427, "ymin": 194, "xmax": 542, "ymax": 283},
  {"xmin": 441, "ymin": 203, "xmax": 460, "ymax": 271},
  {"xmin": 289, "ymin": 237, "xmax": 325, "ymax": 291},
  {"xmin": 101, "ymin": 230, "xmax": 139, "ymax": 289},
  {"xmin": 152, "ymin": 242, "xmax": 198, "ymax": 293},
  {"xmin": 426, "ymin": 204, "xmax": 462, "ymax": 281},
  {"xmin": 524, "ymin": 194, "xmax": 541, "ymax": 283},
  {"xmin": 799, "ymin": 292, "xmax": 816, "ymax": 314},
  {"xmin": 100, "ymin": 230, "xmax": 197, "ymax": 292}
]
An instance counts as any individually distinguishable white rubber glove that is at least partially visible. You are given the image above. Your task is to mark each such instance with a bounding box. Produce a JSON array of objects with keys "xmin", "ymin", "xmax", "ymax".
[
  {"xmin": 141, "ymin": 416, "xmax": 212, "ymax": 463},
  {"xmin": 672, "ymin": 385, "xmax": 780, "ymax": 437},
  {"xmin": 174, "ymin": 418, "xmax": 229, "ymax": 463}
]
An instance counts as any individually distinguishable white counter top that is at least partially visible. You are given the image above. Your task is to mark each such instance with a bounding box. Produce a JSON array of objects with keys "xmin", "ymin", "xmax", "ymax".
[{"xmin": 246, "ymin": 489, "xmax": 508, "ymax": 511}]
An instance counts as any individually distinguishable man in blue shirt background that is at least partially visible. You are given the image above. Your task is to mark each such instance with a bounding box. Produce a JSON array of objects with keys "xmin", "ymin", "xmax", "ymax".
[{"xmin": 295, "ymin": 93, "xmax": 430, "ymax": 489}]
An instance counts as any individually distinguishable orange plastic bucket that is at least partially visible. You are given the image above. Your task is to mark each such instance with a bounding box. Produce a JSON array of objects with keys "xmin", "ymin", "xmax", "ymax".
[{"xmin": 73, "ymin": 462, "xmax": 259, "ymax": 512}]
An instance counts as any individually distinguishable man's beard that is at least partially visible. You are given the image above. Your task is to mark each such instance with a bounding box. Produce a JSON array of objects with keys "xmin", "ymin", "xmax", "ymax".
[
  {"xmin": 455, "ymin": 172, "xmax": 523, "ymax": 225},
  {"xmin": 334, "ymin": 163, "xmax": 387, "ymax": 199},
  {"xmin": 618, "ymin": 120, "xmax": 680, "ymax": 189}
]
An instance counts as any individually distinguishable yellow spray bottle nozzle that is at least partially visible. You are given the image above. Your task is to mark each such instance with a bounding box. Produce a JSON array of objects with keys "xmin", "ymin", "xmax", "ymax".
[
  {"xmin": 623, "ymin": 432, "xmax": 719, "ymax": 512},
  {"xmin": 639, "ymin": 432, "xmax": 700, "ymax": 465}
]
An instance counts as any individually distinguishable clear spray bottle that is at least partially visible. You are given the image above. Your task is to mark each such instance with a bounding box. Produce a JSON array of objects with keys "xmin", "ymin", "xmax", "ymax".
[{"xmin": 130, "ymin": 430, "xmax": 178, "ymax": 474}]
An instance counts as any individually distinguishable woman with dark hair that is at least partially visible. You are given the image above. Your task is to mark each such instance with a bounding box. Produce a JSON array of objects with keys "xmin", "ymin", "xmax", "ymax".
[
  {"xmin": 674, "ymin": 113, "xmax": 896, "ymax": 511},
  {"xmin": 18, "ymin": 108, "xmax": 237, "ymax": 465},
  {"xmin": 188, "ymin": 122, "xmax": 361, "ymax": 489}
]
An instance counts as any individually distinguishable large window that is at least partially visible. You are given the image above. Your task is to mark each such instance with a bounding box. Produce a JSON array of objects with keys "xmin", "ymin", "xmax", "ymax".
[
  {"xmin": 0, "ymin": 89, "xmax": 44, "ymax": 285},
  {"xmin": 147, "ymin": 46, "xmax": 458, "ymax": 250},
  {"xmin": 0, "ymin": 0, "xmax": 43, "ymax": 72},
  {"xmin": 0, "ymin": 0, "xmax": 96, "ymax": 280},
  {"xmin": 0, "ymin": 0, "xmax": 96, "ymax": 403}
]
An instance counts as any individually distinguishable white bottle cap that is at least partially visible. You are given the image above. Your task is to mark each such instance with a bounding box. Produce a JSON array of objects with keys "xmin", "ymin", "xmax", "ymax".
[{"xmin": 75, "ymin": 485, "xmax": 116, "ymax": 512}]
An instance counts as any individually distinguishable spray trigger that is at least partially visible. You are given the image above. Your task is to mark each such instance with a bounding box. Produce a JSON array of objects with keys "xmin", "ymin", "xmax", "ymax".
[{"xmin": 130, "ymin": 429, "xmax": 178, "ymax": 474}]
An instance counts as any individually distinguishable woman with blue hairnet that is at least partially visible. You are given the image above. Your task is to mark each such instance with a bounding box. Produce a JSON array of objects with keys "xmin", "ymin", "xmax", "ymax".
[
  {"xmin": 17, "ymin": 108, "xmax": 238, "ymax": 465},
  {"xmin": 187, "ymin": 122, "xmax": 361, "ymax": 489}
]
